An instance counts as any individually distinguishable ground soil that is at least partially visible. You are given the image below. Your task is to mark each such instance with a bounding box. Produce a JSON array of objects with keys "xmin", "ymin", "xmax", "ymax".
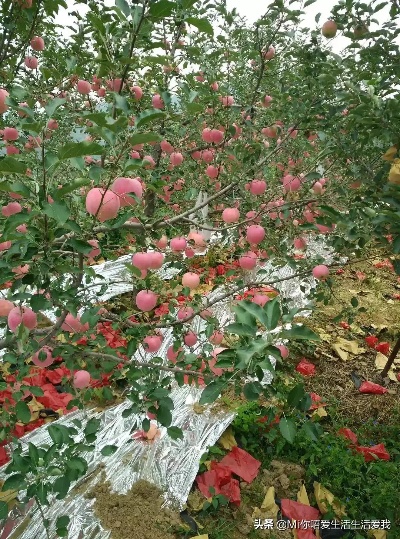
[
  {"xmin": 291, "ymin": 253, "xmax": 400, "ymax": 426},
  {"xmin": 87, "ymin": 473, "xmax": 183, "ymax": 539}
]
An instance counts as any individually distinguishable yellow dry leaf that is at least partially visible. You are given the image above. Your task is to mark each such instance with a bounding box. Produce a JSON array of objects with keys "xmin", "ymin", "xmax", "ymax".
[
  {"xmin": 313, "ymin": 482, "xmax": 346, "ymax": 518},
  {"xmin": 389, "ymin": 159, "xmax": 400, "ymax": 185},
  {"xmin": 382, "ymin": 145, "xmax": 398, "ymax": 162},
  {"xmin": 312, "ymin": 407, "xmax": 328, "ymax": 419},
  {"xmin": 218, "ymin": 427, "xmax": 237, "ymax": 450},
  {"xmin": 56, "ymin": 334, "xmax": 66, "ymax": 343},
  {"xmin": 29, "ymin": 397, "xmax": 44, "ymax": 413},
  {"xmin": 252, "ymin": 486, "xmax": 279, "ymax": 520},
  {"xmin": 349, "ymin": 324, "xmax": 364, "ymax": 335},
  {"xmin": 375, "ymin": 353, "xmax": 398, "ymax": 381},
  {"xmin": 189, "ymin": 498, "xmax": 207, "ymax": 512},
  {"xmin": 0, "ymin": 485, "xmax": 17, "ymax": 504},
  {"xmin": 332, "ymin": 338, "xmax": 365, "ymax": 361},
  {"xmin": 191, "ymin": 535, "xmax": 209, "ymax": 539},
  {"xmin": 375, "ymin": 352, "xmax": 388, "ymax": 370},
  {"xmin": 297, "ymin": 484, "xmax": 310, "ymax": 506},
  {"xmin": 204, "ymin": 460, "xmax": 212, "ymax": 471},
  {"xmin": 261, "ymin": 487, "xmax": 279, "ymax": 517},
  {"xmin": 317, "ymin": 329, "xmax": 331, "ymax": 342},
  {"xmin": 369, "ymin": 531, "xmax": 387, "ymax": 539}
]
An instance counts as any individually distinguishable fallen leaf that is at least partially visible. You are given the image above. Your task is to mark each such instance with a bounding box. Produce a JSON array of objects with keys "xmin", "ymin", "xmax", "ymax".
[
  {"xmin": 369, "ymin": 531, "xmax": 387, "ymax": 539},
  {"xmin": 389, "ymin": 159, "xmax": 400, "ymax": 185},
  {"xmin": 192, "ymin": 535, "xmax": 209, "ymax": 539},
  {"xmin": 29, "ymin": 397, "xmax": 44, "ymax": 413},
  {"xmin": 349, "ymin": 324, "xmax": 364, "ymax": 335},
  {"xmin": 382, "ymin": 145, "xmax": 398, "ymax": 162},
  {"xmin": 332, "ymin": 338, "xmax": 365, "ymax": 361},
  {"xmin": 375, "ymin": 352, "xmax": 388, "ymax": 370},
  {"xmin": 313, "ymin": 482, "xmax": 346, "ymax": 518},
  {"xmin": 297, "ymin": 484, "xmax": 310, "ymax": 506},
  {"xmin": 218, "ymin": 427, "xmax": 237, "ymax": 451},
  {"xmin": 252, "ymin": 486, "xmax": 279, "ymax": 520},
  {"xmin": 375, "ymin": 352, "xmax": 398, "ymax": 381},
  {"xmin": 0, "ymin": 484, "xmax": 17, "ymax": 504},
  {"xmin": 312, "ymin": 407, "xmax": 328, "ymax": 419},
  {"xmin": 187, "ymin": 492, "xmax": 207, "ymax": 512},
  {"xmin": 318, "ymin": 330, "xmax": 331, "ymax": 342},
  {"xmin": 192, "ymin": 403, "xmax": 205, "ymax": 414}
]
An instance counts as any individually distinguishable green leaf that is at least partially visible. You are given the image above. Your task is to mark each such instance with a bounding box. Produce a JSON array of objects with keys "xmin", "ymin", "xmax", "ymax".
[
  {"xmin": 122, "ymin": 406, "xmax": 136, "ymax": 418},
  {"xmin": 114, "ymin": 93, "xmax": 129, "ymax": 113},
  {"xmin": 28, "ymin": 386, "xmax": 44, "ymax": 397},
  {"xmin": 69, "ymin": 157, "xmax": 85, "ymax": 171},
  {"xmin": 129, "ymin": 133, "xmax": 162, "ymax": 146},
  {"xmin": 0, "ymin": 501, "xmax": 8, "ymax": 520},
  {"xmin": 28, "ymin": 442, "xmax": 40, "ymax": 465},
  {"xmin": 149, "ymin": 0, "xmax": 175, "ymax": 17},
  {"xmin": 302, "ymin": 421, "xmax": 321, "ymax": 442},
  {"xmin": 225, "ymin": 323, "xmax": 256, "ymax": 336},
  {"xmin": 351, "ymin": 297, "xmax": 359, "ymax": 308},
  {"xmin": 53, "ymin": 476, "xmax": 71, "ymax": 499},
  {"xmin": 156, "ymin": 404, "xmax": 172, "ymax": 427},
  {"xmin": 0, "ymin": 157, "xmax": 26, "ymax": 174},
  {"xmin": 392, "ymin": 236, "xmax": 400, "ymax": 255},
  {"xmin": 199, "ymin": 381, "xmax": 224, "ymax": 404},
  {"xmin": 85, "ymin": 418, "xmax": 101, "ymax": 437},
  {"xmin": 58, "ymin": 141, "xmax": 104, "ymax": 160},
  {"xmin": 135, "ymin": 109, "xmax": 166, "ymax": 128},
  {"xmin": 101, "ymin": 444, "xmax": 118, "ymax": 456},
  {"xmin": 48, "ymin": 425, "xmax": 63, "ymax": 447},
  {"xmin": 279, "ymin": 417, "xmax": 296, "ymax": 444},
  {"xmin": 243, "ymin": 382, "xmax": 261, "ymax": 401},
  {"xmin": 281, "ymin": 325, "xmax": 321, "ymax": 341},
  {"xmin": 186, "ymin": 17, "xmax": 214, "ymax": 36},
  {"xmin": 236, "ymin": 338, "xmax": 270, "ymax": 369},
  {"xmin": 264, "ymin": 297, "xmax": 281, "ymax": 331},
  {"xmin": 181, "ymin": 0, "xmax": 197, "ymax": 7},
  {"xmin": 45, "ymin": 97, "xmax": 66, "ymax": 117},
  {"xmin": 28, "ymin": 294, "xmax": 45, "ymax": 313},
  {"xmin": 2, "ymin": 473, "xmax": 26, "ymax": 491},
  {"xmin": 236, "ymin": 300, "xmax": 270, "ymax": 328},
  {"xmin": 115, "ymin": 0, "xmax": 130, "ymax": 17},
  {"xmin": 167, "ymin": 426, "xmax": 183, "ymax": 440},
  {"xmin": 66, "ymin": 457, "xmax": 88, "ymax": 474},
  {"xmin": 53, "ymin": 178, "xmax": 90, "ymax": 200},
  {"xmin": 56, "ymin": 515, "xmax": 70, "ymax": 529},
  {"xmin": 66, "ymin": 238, "xmax": 93, "ymax": 254},
  {"xmin": 15, "ymin": 401, "xmax": 31, "ymax": 424},
  {"xmin": 287, "ymin": 384, "xmax": 306, "ymax": 409},
  {"xmin": 10, "ymin": 181, "xmax": 30, "ymax": 197},
  {"xmin": 42, "ymin": 201, "xmax": 70, "ymax": 225},
  {"xmin": 394, "ymin": 260, "xmax": 400, "ymax": 275}
]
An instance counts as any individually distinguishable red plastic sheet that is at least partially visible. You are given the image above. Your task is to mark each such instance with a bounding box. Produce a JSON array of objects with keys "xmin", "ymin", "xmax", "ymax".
[
  {"xmin": 365, "ymin": 335, "xmax": 379, "ymax": 348},
  {"xmin": 219, "ymin": 446, "xmax": 261, "ymax": 483},
  {"xmin": 375, "ymin": 342, "xmax": 390, "ymax": 356},
  {"xmin": 338, "ymin": 429, "xmax": 390, "ymax": 462},
  {"xmin": 359, "ymin": 381, "xmax": 388, "ymax": 395},
  {"xmin": 309, "ymin": 393, "xmax": 327, "ymax": 410},
  {"xmin": 338, "ymin": 428, "xmax": 358, "ymax": 444},
  {"xmin": 296, "ymin": 359, "xmax": 316, "ymax": 376},
  {"xmin": 196, "ymin": 462, "xmax": 241, "ymax": 505},
  {"xmin": 355, "ymin": 444, "xmax": 390, "ymax": 462},
  {"xmin": 281, "ymin": 499, "xmax": 320, "ymax": 539}
]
